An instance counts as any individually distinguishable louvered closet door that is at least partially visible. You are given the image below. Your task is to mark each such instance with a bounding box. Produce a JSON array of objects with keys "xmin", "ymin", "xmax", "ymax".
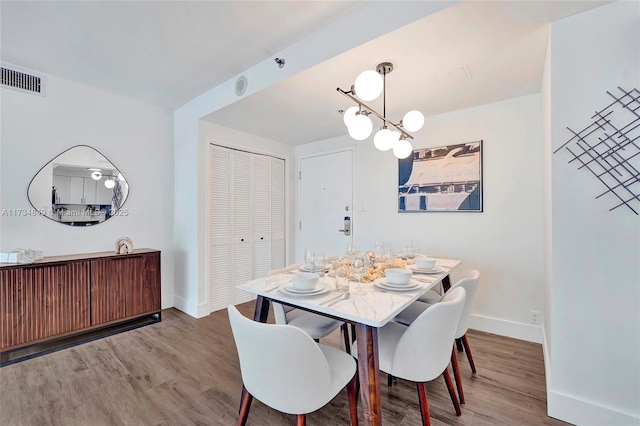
[
  {"xmin": 233, "ymin": 151, "xmax": 253, "ymax": 304},
  {"xmin": 209, "ymin": 146, "xmax": 232, "ymax": 312},
  {"xmin": 252, "ymin": 155, "xmax": 272, "ymax": 279},
  {"xmin": 271, "ymin": 158, "xmax": 285, "ymax": 269}
]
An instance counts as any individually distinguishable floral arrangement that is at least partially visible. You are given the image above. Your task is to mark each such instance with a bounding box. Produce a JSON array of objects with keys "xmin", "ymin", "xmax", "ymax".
[{"xmin": 332, "ymin": 252, "xmax": 407, "ymax": 283}]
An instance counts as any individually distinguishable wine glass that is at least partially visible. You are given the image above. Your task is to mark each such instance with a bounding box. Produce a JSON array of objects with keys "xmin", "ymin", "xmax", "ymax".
[
  {"xmin": 352, "ymin": 254, "xmax": 366, "ymax": 294},
  {"xmin": 374, "ymin": 238, "xmax": 385, "ymax": 263}
]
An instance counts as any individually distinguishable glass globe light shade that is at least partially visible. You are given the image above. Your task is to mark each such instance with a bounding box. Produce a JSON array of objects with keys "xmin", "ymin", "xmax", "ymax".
[
  {"xmin": 343, "ymin": 106, "xmax": 358, "ymax": 127},
  {"xmin": 104, "ymin": 179, "xmax": 115, "ymax": 189},
  {"xmin": 393, "ymin": 139, "xmax": 413, "ymax": 159},
  {"xmin": 354, "ymin": 70, "xmax": 383, "ymax": 101},
  {"xmin": 118, "ymin": 173, "xmax": 125, "ymax": 181},
  {"xmin": 347, "ymin": 114, "xmax": 373, "ymax": 140},
  {"xmin": 91, "ymin": 171, "xmax": 102, "ymax": 180},
  {"xmin": 374, "ymin": 128, "xmax": 400, "ymax": 151},
  {"xmin": 402, "ymin": 110, "xmax": 425, "ymax": 132}
]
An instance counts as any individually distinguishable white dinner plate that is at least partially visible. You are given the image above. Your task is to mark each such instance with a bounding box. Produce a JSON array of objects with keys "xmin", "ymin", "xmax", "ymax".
[
  {"xmin": 410, "ymin": 265, "xmax": 444, "ymax": 274},
  {"xmin": 280, "ymin": 281, "xmax": 331, "ymax": 296},
  {"xmin": 374, "ymin": 279, "xmax": 422, "ymax": 291}
]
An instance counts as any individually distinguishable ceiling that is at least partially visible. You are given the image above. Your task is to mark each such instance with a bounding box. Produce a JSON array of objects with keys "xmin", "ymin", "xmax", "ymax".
[
  {"xmin": 1, "ymin": 1, "xmax": 609, "ymax": 146},
  {"xmin": 0, "ymin": 1, "xmax": 363, "ymax": 109}
]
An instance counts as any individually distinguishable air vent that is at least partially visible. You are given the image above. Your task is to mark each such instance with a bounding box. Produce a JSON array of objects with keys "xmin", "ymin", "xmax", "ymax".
[{"xmin": 1, "ymin": 64, "xmax": 46, "ymax": 96}]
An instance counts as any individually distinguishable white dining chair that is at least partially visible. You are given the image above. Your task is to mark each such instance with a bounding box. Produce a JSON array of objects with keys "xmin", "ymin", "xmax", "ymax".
[
  {"xmin": 269, "ymin": 265, "xmax": 352, "ymax": 353},
  {"xmin": 228, "ymin": 305, "xmax": 359, "ymax": 426},
  {"xmin": 352, "ymin": 287, "xmax": 466, "ymax": 425},
  {"xmin": 394, "ymin": 270, "xmax": 480, "ymax": 404}
]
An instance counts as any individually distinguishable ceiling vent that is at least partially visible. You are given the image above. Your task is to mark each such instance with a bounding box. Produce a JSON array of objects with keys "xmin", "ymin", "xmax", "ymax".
[
  {"xmin": 1, "ymin": 64, "xmax": 46, "ymax": 96},
  {"xmin": 235, "ymin": 76, "xmax": 248, "ymax": 96}
]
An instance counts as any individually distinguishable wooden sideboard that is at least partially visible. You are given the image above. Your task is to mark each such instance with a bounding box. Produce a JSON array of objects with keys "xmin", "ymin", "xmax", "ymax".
[{"xmin": 0, "ymin": 249, "xmax": 161, "ymax": 364}]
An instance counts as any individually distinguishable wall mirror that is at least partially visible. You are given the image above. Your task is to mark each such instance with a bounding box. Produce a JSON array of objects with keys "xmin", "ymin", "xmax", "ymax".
[{"xmin": 27, "ymin": 145, "xmax": 129, "ymax": 226}]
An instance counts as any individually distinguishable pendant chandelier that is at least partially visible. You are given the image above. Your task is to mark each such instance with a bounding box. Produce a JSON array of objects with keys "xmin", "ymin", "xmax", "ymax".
[{"xmin": 337, "ymin": 62, "xmax": 424, "ymax": 159}]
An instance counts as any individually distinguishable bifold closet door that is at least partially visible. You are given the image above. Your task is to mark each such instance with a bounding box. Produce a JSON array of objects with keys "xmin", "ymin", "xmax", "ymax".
[
  {"xmin": 252, "ymin": 155, "xmax": 272, "ymax": 280},
  {"xmin": 209, "ymin": 145, "xmax": 232, "ymax": 312},
  {"xmin": 233, "ymin": 151, "xmax": 253, "ymax": 305},
  {"xmin": 209, "ymin": 145, "xmax": 286, "ymax": 313},
  {"xmin": 271, "ymin": 157, "xmax": 285, "ymax": 270}
]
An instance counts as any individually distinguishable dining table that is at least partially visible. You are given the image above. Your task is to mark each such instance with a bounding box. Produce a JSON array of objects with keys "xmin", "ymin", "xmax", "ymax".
[{"xmin": 236, "ymin": 257, "xmax": 462, "ymax": 426}]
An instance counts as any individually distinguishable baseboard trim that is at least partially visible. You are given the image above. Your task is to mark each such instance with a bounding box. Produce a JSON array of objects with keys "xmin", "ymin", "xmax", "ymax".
[
  {"xmin": 469, "ymin": 313, "xmax": 542, "ymax": 343},
  {"xmin": 173, "ymin": 296, "xmax": 209, "ymax": 319},
  {"xmin": 548, "ymin": 389, "xmax": 640, "ymax": 425},
  {"xmin": 542, "ymin": 326, "xmax": 551, "ymax": 391}
]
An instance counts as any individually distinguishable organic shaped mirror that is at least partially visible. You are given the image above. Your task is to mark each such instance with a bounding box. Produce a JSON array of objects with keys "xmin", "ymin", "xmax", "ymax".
[{"xmin": 28, "ymin": 145, "xmax": 129, "ymax": 226}]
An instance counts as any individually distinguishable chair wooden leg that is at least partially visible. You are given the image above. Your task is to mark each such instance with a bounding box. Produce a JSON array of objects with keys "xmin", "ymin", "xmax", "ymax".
[
  {"xmin": 238, "ymin": 386, "xmax": 253, "ymax": 426},
  {"xmin": 350, "ymin": 324, "xmax": 357, "ymax": 343},
  {"xmin": 387, "ymin": 373, "xmax": 393, "ymax": 387},
  {"xmin": 443, "ymin": 368, "xmax": 462, "ymax": 416},
  {"xmin": 451, "ymin": 345, "xmax": 465, "ymax": 404},
  {"xmin": 455, "ymin": 337, "xmax": 464, "ymax": 352},
  {"xmin": 296, "ymin": 414, "xmax": 306, "ymax": 426},
  {"xmin": 342, "ymin": 323, "xmax": 351, "ymax": 354},
  {"xmin": 347, "ymin": 372, "xmax": 359, "ymax": 426},
  {"xmin": 416, "ymin": 382, "xmax": 431, "ymax": 426},
  {"xmin": 461, "ymin": 335, "xmax": 477, "ymax": 374}
]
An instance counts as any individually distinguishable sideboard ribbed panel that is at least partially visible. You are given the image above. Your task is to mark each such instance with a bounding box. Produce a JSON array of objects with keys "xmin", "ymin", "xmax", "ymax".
[
  {"xmin": 46, "ymin": 261, "xmax": 90, "ymax": 336},
  {"xmin": 91, "ymin": 258, "xmax": 128, "ymax": 325},
  {"xmin": 0, "ymin": 249, "xmax": 161, "ymax": 354}
]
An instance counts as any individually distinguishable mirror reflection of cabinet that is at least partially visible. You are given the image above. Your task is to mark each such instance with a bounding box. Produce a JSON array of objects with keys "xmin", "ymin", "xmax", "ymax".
[{"xmin": 29, "ymin": 146, "xmax": 129, "ymax": 226}]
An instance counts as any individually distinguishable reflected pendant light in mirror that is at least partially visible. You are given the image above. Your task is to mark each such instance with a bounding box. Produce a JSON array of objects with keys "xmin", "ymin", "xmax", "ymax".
[{"xmin": 27, "ymin": 145, "xmax": 129, "ymax": 226}]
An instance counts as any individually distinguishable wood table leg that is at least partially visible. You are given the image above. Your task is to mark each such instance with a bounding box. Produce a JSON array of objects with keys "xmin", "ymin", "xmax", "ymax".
[
  {"xmin": 253, "ymin": 295, "xmax": 270, "ymax": 323},
  {"xmin": 356, "ymin": 324, "xmax": 382, "ymax": 426},
  {"xmin": 442, "ymin": 275, "xmax": 452, "ymax": 292}
]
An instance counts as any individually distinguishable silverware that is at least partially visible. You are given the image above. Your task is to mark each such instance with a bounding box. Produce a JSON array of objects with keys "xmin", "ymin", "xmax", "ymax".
[
  {"xmin": 326, "ymin": 292, "xmax": 350, "ymax": 307},
  {"xmin": 322, "ymin": 291, "xmax": 349, "ymax": 306}
]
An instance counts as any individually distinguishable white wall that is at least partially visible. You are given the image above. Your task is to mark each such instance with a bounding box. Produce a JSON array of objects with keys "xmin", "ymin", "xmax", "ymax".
[
  {"xmin": 296, "ymin": 94, "xmax": 544, "ymax": 342},
  {"xmin": 171, "ymin": 120, "xmax": 295, "ymax": 316},
  {"xmin": 541, "ymin": 31, "xmax": 553, "ymax": 384},
  {"xmin": 0, "ymin": 74, "xmax": 175, "ymax": 309},
  {"xmin": 173, "ymin": 1, "xmax": 458, "ymax": 318},
  {"xmin": 546, "ymin": 1, "xmax": 640, "ymax": 424}
]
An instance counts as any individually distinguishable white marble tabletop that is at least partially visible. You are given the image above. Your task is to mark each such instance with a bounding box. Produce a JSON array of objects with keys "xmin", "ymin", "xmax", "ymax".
[{"xmin": 236, "ymin": 258, "xmax": 461, "ymax": 328}]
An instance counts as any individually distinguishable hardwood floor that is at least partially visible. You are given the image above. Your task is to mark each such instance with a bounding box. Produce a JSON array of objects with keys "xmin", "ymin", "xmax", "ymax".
[{"xmin": 0, "ymin": 303, "xmax": 569, "ymax": 426}]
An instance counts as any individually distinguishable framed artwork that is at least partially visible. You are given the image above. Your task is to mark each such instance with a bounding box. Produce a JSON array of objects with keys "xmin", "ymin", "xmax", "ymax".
[{"xmin": 398, "ymin": 140, "xmax": 483, "ymax": 212}]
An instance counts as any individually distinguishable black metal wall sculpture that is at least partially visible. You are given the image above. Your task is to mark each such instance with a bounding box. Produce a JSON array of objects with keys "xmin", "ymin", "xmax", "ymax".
[{"xmin": 554, "ymin": 87, "xmax": 640, "ymax": 215}]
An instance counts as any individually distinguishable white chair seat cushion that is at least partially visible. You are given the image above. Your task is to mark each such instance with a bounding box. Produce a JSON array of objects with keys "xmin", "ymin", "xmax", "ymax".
[
  {"xmin": 287, "ymin": 310, "xmax": 343, "ymax": 339},
  {"xmin": 351, "ymin": 321, "xmax": 407, "ymax": 375},
  {"xmin": 393, "ymin": 300, "xmax": 433, "ymax": 326},
  {"xmin": 319, "ymin": 344, "xmax": 357, "ymax": 395},
  {"xmin": 417, "ymin": 289, "xmax": 441, "ymax": 304}
]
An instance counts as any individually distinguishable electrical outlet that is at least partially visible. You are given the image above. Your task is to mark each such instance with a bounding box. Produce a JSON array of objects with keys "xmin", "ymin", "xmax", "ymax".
[{"xmin": 530, "ymin": 310, "xmax": 541, "ymax": 325}]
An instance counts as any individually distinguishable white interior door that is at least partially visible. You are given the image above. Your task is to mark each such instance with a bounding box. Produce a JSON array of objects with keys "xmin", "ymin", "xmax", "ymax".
[{"xmin": 298, "ymin": 150, "xmax": 353, "ymax": 260}]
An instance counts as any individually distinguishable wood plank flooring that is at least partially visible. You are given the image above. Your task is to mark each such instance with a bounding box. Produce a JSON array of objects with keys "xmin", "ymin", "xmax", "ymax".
[{"xmin": 0, "ymin": 303, "xmax": 570, "ymax": 426}]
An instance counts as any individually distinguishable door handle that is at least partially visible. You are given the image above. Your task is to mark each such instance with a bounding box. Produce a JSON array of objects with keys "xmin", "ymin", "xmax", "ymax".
[{"xmin": 338, "ymin": 216, "xmax": 351, "ymax": 236}]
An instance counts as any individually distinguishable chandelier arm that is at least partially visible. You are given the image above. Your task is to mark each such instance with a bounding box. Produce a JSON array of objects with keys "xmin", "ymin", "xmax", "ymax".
[{"xmin": 336, "ymin": 87, "xmax": 413, "ymax": 140}]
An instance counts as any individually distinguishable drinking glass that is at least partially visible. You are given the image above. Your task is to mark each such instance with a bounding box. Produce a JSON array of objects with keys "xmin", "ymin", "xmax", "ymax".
[
  {"xmin": 352, "ymin": 254, "xmax": 366, "ymax": 294},
  {"xmin": 405, "ymin": 245, "xmax": 417, "ymax": 261},
  {"xmin": 335, "ymin": 265, "xmax": 349, "ymax": 291},
  {"xmin": 304, "ymin": 248, "xmax": 315, "ymax": 270},
  {"xmin": 346, "ymin": 242, "xmax": 360, "ymax": 257},
  {"xmin": 314, "ymin": 252, "xmax": 326, "ymax": 276},
  {"xmin": 374, "ymin": 238, "xmax": 385, "ymax": 263}
]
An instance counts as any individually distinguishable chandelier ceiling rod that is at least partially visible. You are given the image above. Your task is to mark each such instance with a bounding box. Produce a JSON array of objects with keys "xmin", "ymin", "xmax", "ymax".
[{"xmin": 336, "ymin": 87, "xmax": 413, "ymax": 140}]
